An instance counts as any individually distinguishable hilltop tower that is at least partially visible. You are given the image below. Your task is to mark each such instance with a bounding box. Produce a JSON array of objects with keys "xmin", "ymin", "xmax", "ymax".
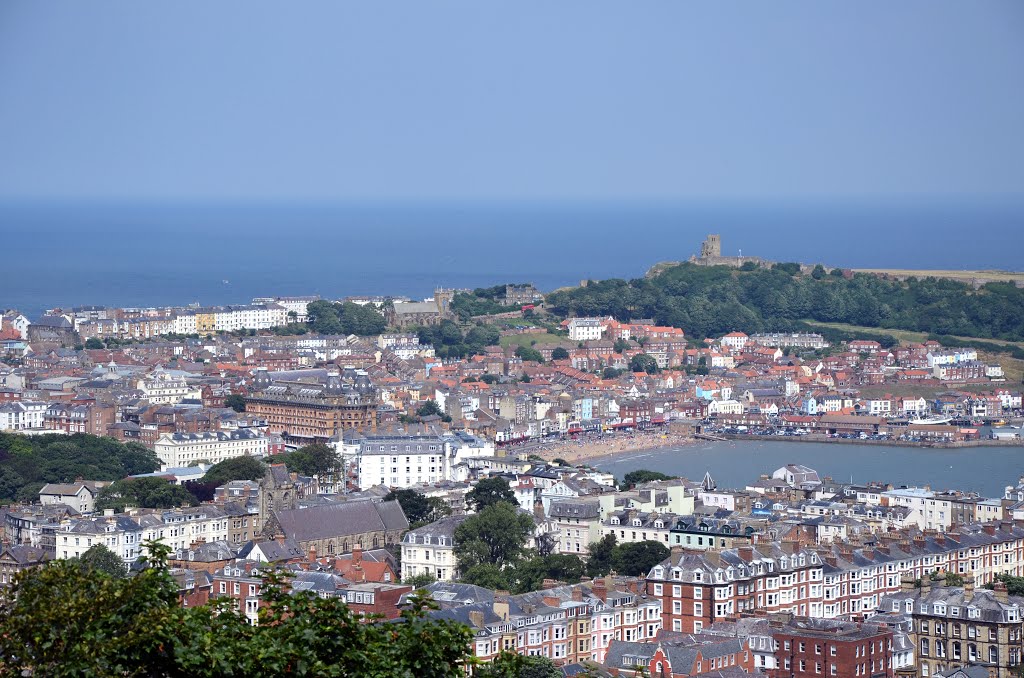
[
  {"xmin": 433, "ymin": 288, "xmax": 455, "ymax": 314},
  {"xmin": 700, "ymin": 234, "xmax": 721, "ymax": 258}
]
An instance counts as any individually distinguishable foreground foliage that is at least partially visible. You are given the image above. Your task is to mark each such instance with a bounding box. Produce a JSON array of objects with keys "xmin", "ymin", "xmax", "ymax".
[{"xmin": 0, "ymin": 542, "xmax": 473, "ymax": 677}]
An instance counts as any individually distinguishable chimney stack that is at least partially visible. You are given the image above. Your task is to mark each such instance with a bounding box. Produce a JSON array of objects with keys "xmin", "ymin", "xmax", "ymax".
[
  {"xmin": 993, "ymin": 581, "xmax": 1009, "ymax": 603},
  {"xmin": 468, "ymin": 610, "xmax": 484, "ymax": 628},
  {"xmin": 964, "ymin": 574, "xmax": 975, "ymax": 602},
  {"xmin": 353, "ymin": 543, "xmax": 362, "ymax": 565}
]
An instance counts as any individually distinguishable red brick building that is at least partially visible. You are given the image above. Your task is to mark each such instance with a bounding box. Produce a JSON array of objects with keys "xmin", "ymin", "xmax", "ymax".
[{"xmin": 770, "ymin": 617, "xmax": 894, "ymax": 678}]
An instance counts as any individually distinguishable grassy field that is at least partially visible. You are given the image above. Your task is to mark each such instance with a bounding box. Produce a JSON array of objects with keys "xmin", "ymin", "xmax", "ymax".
[
  {"xmin": 853, "ymin": 268, "xmax": 1024, "ymax": 285},
  {"xmin": 499, "ymin": 332, "xmax": 568, "ymax": 349}
]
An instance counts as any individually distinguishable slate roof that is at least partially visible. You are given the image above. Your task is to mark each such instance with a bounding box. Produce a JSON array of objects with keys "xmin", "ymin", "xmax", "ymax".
[
  {"xmin": 238, "ymin": 538, "xmax": 305, "ymax": 563},
  {"xmin": 272, "ymin": 500, "xmax": 408, "ymax": 542}
]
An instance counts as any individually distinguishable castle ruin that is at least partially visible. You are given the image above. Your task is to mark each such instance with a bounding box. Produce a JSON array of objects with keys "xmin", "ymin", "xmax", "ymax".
[{"xmin": 690, "ymin": 234, "xmax": 767, "ymax": 269}]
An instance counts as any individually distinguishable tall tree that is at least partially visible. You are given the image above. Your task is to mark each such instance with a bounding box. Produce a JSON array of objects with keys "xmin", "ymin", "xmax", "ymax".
[
  {"xmin": 611, "ymin": 541, "xmax": 670, "ymax": 577},
  {"xmin": 466, "ymin": 476, "xmax": 516, "ymax": 512},
  {"xmin": 76, "ymin": 544, "xmax": 126, "ymax": 579},
  {"xmin": 455, "ymin": 502, "xmax": 534, "ymax": 570},
  {"xmin": 385, "ymin": 488, "xmax": 451, "ymax": 528}
]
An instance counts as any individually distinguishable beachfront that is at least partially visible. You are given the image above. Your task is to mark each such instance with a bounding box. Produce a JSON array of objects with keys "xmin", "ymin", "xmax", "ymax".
[{"xmin": 509, "ymin": 430, "xmax": 699, "ymax": 465}]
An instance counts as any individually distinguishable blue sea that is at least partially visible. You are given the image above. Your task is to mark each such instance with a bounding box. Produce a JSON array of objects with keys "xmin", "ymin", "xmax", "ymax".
[{"xmin": 2, "ymin": 199, "xmax": 1022, "ymax": 319}]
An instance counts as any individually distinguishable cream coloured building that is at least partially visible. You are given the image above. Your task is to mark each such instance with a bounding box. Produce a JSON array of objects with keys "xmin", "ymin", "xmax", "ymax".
[
  {"xmin": 154, "ymin": 428, "xmax": 268, "ymax": 469},
  {"xmin": 400, "ymin": 514, "xmax": 468, "ymax": 582}
]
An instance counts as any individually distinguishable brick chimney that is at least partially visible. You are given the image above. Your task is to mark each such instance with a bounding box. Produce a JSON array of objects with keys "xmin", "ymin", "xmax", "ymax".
[
  {"xmin": 353, "ymin": 543, "xmax": 362, "ymax": 565},
  {"xmin": 983, "ymin": 524, "xmax": 997, "ymax": 536},
  {"xmin": 900, "ymin": 575, "xmax": 916, "ymax": 592},
  {"xmin": 468, "ymin": 610, "xmax": 484, "ymax": 628},
  {"xmin": 920, "ymin": 573, "xmax": 932, "ymax": 595},
  {"xmin": 993, "ymin": 581, "xmax": 1009, "ymax": 603},
  {"xmin": 542, "ymin": 579, "xmax": 559, "ymax": 590},
  {"xmin": 275, "ymin": 533, "xmax": 286, "ymax": 545},
  {"xmin": 738, "ymin": 546, "xmax": 754, "ymax": 562},
  {"xmin": 876, "ymin": 545, "xmax": 890, "ymax": 556},
  {"xmin": 592, "ymin": 577, "xmax": 608, "ymax": 602},
  {"xmin": 308, "ymin": 546, "xmax": 317, "ymax": 562},
  {"xmin": 964, "ymin": 574, "xmax": 975, "ymax": 602},
  {"xmin": 571, "ymin": 586, "xmax": 583, "ymax": 602}
]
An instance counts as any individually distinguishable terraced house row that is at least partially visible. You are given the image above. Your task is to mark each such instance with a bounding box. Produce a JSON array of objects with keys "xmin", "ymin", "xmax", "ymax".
[
  {"xmin": 424, "ymin": 577, "xmax": 662, "ymax": 664},
  {"xmin": 647, "ymin": 521, "xmax": 1024, "ymax": 634}
]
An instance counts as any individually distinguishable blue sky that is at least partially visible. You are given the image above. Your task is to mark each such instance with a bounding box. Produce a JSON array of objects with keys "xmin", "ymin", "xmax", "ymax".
[{"xmin": 0, "ymin": 1, "xmax": 1022, "ymax": 203}]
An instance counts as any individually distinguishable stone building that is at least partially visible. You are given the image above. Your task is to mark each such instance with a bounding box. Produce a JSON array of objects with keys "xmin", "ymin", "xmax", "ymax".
[
  {"xmin": 0, "ymin": 542, "xmax": 50, "ymax": 586},
  {"xmin": 874, "ymin": 575, "xmax": 1024, "ymax": 678},
  {"xmin": 262, "ymin": 499, "xmax": 408, "ymax": 556}
]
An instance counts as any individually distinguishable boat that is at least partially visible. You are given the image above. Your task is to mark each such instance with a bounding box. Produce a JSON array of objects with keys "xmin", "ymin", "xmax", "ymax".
[{"xmin": 908, "ymin": 415, "xmax": 952, "ymax": 425}]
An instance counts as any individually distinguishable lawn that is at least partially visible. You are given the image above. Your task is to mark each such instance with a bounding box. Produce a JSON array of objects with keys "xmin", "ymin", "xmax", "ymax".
[{"xmin": 498, "ymin": 332, "xmax": 568, "ymax": 349}]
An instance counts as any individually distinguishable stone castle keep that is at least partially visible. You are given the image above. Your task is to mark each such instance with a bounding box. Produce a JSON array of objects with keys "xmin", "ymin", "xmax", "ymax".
[{"xmin": 690, "ymin": 234, "xmax": 766, "ymax": 269}]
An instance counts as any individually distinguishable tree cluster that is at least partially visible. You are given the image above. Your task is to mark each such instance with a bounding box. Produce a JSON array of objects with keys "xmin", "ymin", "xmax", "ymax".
[
  {"xmin": 268, "ymin": 443, "xmax": 340, "ymax": 478},
  {"xmin": 450, "ymin": 288, "xmax": 511, "ymax": 320},
  {"xmin": 306, "ymin": 300, "xmax": 387, "ymax": 336},
  {"xmin": 618, "ymin": 469, "xmax": 677, "ymax": 491},
  {"xmin": 0, "ymin": 543, "xmax": 474, "ymax": 677},
  {"xmin": 416, "ymin": 320, "xmax": 501, "ymax": 359},
  {"xmin": 545, "ymin": 262, "xmax": 1024, "ymax": 342},
  {"xmin": 95, "ymin": 477, "xmax": 198, "ymax": 512},
  {"xmin": 585, "ymin": 534, "xmax": 670, "ymax": 578},
  {"xmin": 384, "ymin": 488, "xmax": 452, "ymax": 529},
  {"xmin": 0, "ymin": 433, "xmax": 160, "ymax": 504}
]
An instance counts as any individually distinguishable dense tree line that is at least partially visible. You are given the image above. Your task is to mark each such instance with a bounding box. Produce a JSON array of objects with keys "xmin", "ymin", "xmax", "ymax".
[
  {"xmin": 0, "ymin": 543, "xmax": 473, "ymax": 677},
  {"xmin": 0, "ymin": 433, "xmax": 160, "ymax": 504},
  {"xmin": 545, "ymin": 263, "xmax": 1024, "ymax": 342},
  {"xmin": 306, "ymin": 300, "xmax": 387, "ymax": 336}
]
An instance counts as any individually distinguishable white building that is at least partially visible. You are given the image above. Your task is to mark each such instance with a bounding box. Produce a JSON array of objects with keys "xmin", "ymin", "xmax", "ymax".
[
  {"xmin": 172, "ymin": 311, "xmax": 198, "ymax": 335},
  {"xmin": 567, "ymin": 317, "xmax": 607, "ymax": 342},
  {"xmin": 0, "ymin": 401, "xmax": 48, "ymax": 431},
  {"xmin": 57, "ymin": 512, "xmax": 144, "ymax": 566},
  {"xmin": 880, "ymin": 487, "xmax": 953, "ymax": 531},
  {"xmin": 356, "ymin": 435, "xmax": 452, "ymax": 490},
  {"xmin": 38, "ymin": 481, "xmax": 110, "ymax": 514},
  {"xmin": 137, "ymin": 505, "xmax": 231, "ymax": 554},
  {"xmin": 720, "ymin": 332, "xmax": 749, "ymax": 351},
  {"xmin": 253, "ymin": 296, "xmax": 319, "ymax": 323},
  {"xmin": 154, "ymin": 429, "xmax": 268, "ymax": 469},
  {"xmin": 137, "ymin": 369, "xmax": 201, "ymax": 405},
  {"xmin": 400, "ymin": 515, "xmax": 468, "ymax": 582}
]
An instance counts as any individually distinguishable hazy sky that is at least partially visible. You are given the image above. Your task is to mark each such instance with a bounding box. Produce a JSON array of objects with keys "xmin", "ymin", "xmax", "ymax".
[{"xmin": 1, "ymin": 1, "xmax": 1022, "ymax": 203}]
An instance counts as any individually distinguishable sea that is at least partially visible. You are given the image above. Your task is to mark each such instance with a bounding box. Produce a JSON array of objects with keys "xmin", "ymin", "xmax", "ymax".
[
  {"xmin": 2, "ymin": 198, "xmax": 1023, "ymax": 319},
  {"xmin": 594, "ymin": 439, "xmax": 1024, "ymax": 498}
]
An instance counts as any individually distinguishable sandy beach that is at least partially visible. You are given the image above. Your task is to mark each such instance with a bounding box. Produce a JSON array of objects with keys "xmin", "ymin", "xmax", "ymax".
[{"xmin": 510, "ymin": 430, "xmax": 699, "ymax": 466}]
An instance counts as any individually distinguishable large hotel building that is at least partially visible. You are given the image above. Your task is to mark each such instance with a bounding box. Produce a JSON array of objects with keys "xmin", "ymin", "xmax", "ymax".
[{"xmin": 244, "ymin": 368, "xmax": 377, "ymax": 445}]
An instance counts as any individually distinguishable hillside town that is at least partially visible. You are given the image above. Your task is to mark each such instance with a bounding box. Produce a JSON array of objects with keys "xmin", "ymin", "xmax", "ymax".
[{"xmin": 2, "ymin": 292, "xmax": 1024, "ymax": 677}]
